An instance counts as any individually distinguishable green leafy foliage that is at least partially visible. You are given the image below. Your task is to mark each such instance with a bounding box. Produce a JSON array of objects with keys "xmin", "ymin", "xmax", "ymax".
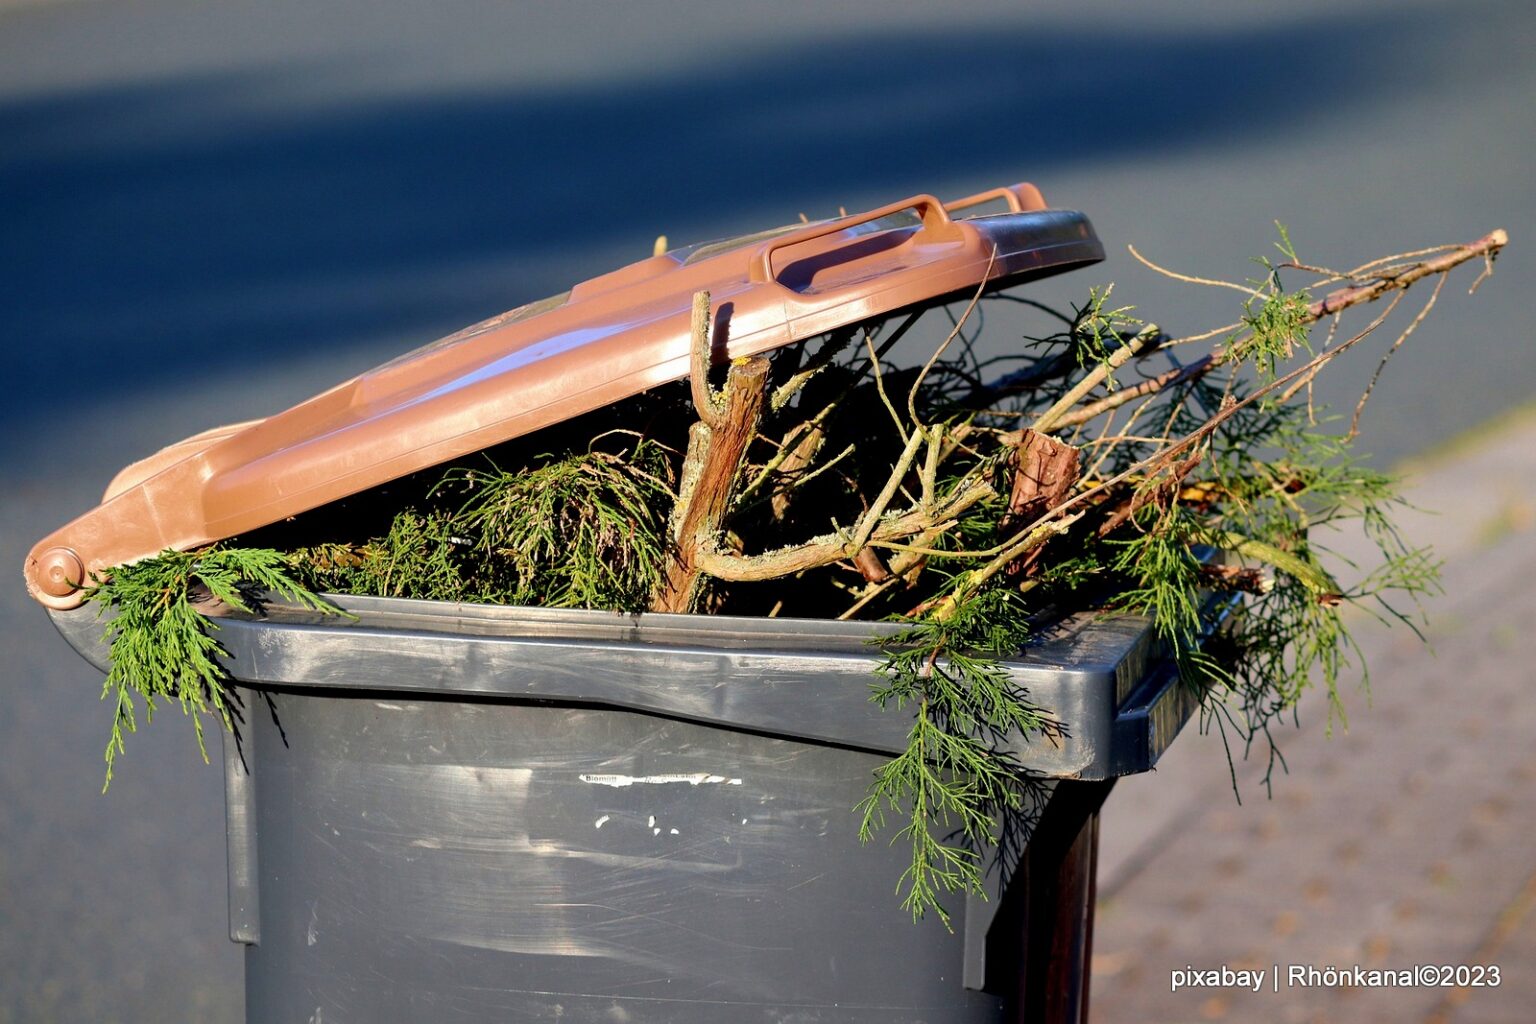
[
  {"xmin": 1196, "ymin": 415, "xmax": 1440, "ymax": 784},
  {"xmin": 1069, "ymin": 284, "xmax": 1144, "ymax": 390},
  {"xmin": 290, "ymin": 439, "xmax": 675, "ymax": 612},
  {"xmin": 447, "ymin": 440, "xmax": 674, "ymax": 611},
  {"xmin": 857, "ymin": 588, "xmax": 1062, "ymax": 928},
  {"xmin": 81, "ymin": 547, "xmax": 332, "ymax": 790},
  {"xmin": 1233, "ymin": 289, "xmax": 1311, "ymax": 381},
  {"xmin": 1231, "ymin": 223, "xmax": 1312, "ymax": 381}
]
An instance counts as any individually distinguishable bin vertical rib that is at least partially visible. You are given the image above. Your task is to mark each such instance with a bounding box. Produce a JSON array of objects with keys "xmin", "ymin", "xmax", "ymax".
[{"xmin": 222, "ymin": 711, "xmax": 261, "ymax": 945}]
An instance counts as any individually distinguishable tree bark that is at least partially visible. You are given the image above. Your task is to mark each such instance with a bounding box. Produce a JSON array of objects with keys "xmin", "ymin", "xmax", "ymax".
[
  {"xmin": 652, "ymin": 355, "xmax": 770, "ymax": 612},
  {"xmin": 1003, "ymin": 429, "xmax": 1080, "ymax": 578}
]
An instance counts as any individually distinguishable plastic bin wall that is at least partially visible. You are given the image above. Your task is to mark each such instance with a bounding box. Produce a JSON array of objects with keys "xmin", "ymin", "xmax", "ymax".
[{"xmin": 49, "ymin": 596, "xmax": 1200, "ymax": 1024}]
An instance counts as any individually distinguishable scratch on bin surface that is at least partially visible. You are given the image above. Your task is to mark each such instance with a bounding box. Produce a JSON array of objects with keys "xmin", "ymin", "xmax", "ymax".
[{"xmin": 578, "ymin": 773, "xmax": 743, "ymax": 788}]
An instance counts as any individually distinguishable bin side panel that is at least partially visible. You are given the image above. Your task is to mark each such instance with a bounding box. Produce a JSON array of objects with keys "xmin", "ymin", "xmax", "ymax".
[{"xmin": 242, "ymin": 689, "xmax": 1004, "ymax": 1024}]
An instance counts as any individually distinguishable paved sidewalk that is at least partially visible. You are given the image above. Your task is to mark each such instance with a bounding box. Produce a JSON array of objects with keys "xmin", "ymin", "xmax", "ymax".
[{"xmin": 1091, "ymin": 409, "xmax": 1536, "ymax": 1023}]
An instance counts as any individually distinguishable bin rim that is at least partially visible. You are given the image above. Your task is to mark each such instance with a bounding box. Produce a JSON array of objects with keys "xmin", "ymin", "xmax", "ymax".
[{"xmin": 45, "ymin": 590, "xmax": 1222, "ymax": 778}]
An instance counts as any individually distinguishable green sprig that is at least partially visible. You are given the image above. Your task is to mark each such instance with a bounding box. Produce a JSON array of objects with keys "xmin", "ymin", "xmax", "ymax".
[{"xmin": 82, "ymin": 547, "xmax": 332, "ymax": 790}]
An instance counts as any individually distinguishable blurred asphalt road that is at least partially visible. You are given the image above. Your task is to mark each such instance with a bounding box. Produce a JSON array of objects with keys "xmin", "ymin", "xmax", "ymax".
[{"xmin": 1, "ymin": 0, "xmax": 1531, "ymax": 1020}]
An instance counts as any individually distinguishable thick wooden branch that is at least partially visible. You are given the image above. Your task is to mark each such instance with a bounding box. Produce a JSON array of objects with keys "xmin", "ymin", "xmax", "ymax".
[
  {"xmin": 651, "ymin": 289, "xmax": 771, "ymax": 612},
  {"xmin": 696, "ymin": 476, "xmax": 997, "ymax": 583},
  {"xmin": 652, "ymin": 355, "xmax": 770, "ymax": 612}
]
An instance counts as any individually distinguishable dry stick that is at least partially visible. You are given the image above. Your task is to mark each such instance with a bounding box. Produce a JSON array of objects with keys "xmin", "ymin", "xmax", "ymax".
[
  {"xmin": 837, "ymin": 516, "xmax": 961, "ymax": 620},
  {"xmin": 770, "ymin": 325, "xmax": 856, "ymax": 412},
  {"xmin": 1048, "ymin": 356, "xmax": 1215, "ymax": 434},
  {"xmin": 795, "ymin": 289, "xmax": 987, "ymax": 558},
  {"xmin": 853, "ymin": 548, "xmax": 892, "ymax": 583},
  {"xmin": 866, "ymin": 332, "xmax": 910, "ymax": 442},
  {"xmin": 1128, "ymin": 244, "xmax": 1267, "ymax": 299},
  {"xmin": 1030, "ymin": 323, "xmax": 1163, "ymax": 434},
  {"xmin": 837, "ymin": 574, "xmax": 906, "ymax": 619},
  {"xmin": 1280, "ymin": 243, "xmax": 1461, "ymax": 293},
  {"xmin": 1278, "ymin": 292, "xmax": 1406, "ymax": 409},
  {"xmin": 849, "ymin": 428, "xmax": 930, "ymax": 552},
  {"xmin": 1310, "ymin": 229, "xmax": 1504, "ymax": 314},
  {"xmin": 906, "ymin": 246, "xmax": 997, "ymax": 429},
  {"xmin": 688, "ymin": 290, "xmax": 726, "ymax": 428},
  {"xmin": 734, "ymin": 440, "xmax": 857, "ymax": 524},
  {"xmin": 911, "ymin": 511, "xmax": 1087, "ymax": 620},
  {"xmin": 696, "ymin": 476, "xmax": 996, "ymax": 582},
  {"xmin": 1095, "ymin": 448, "xmax": 1207, "ymax": 538},
  {"xmin": 653, "ymin": 292, "xmax": 771, "ymax": 613},
  {"xmin": 748, "ymin": 317, "xmax": 920, "ymax": 516},
  {"xmin": 1042, "ymin": 229, "xmax": 1508, "ymax": 434},
  {"xmin": 1278, "ymin": 310, "xmax": 1343, "ymax": 411},
  {"xmin": 706, "ymin": 294, "xmax": 1380, "ymax": 589},
  {"xmin": 739, "ymin": 401, "xmax": 832, "ymax": 517}
]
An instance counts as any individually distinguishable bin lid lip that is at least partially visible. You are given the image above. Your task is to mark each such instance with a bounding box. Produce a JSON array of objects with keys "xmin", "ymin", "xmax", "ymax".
[{"xmin": 26, "ymin": 182, "xmax": 1104, "ymax": 609}]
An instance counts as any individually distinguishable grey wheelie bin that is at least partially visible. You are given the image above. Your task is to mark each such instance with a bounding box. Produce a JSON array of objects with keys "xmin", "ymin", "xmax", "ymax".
[
  {"xmin": 48, "ymin": 595, "xmax": 1201, "ymax": 1023},
  {"xmin": 27, "ymin": 184, "xmax": 1203, "ymax": 1022}
]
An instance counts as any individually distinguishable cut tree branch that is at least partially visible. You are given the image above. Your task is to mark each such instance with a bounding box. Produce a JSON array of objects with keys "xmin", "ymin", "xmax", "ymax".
[{"xmin": 653, "ymin": 292, "xmax": 771, "ymax": 612}]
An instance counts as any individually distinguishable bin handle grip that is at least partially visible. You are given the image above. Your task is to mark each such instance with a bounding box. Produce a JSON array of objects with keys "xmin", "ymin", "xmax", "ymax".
[
  {"xmin": 945, "ymin": 182, "xmax": 1048, "ymax": 216},
  {"xmin": 748, "ymin": 194, "xmax": 961, "ymax": 285}
]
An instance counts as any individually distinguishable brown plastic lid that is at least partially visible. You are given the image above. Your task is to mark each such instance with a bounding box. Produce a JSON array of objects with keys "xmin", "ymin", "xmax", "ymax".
[{"xmin": 25, "ymin": 183, "xmax": 1103, "ymax": 608}]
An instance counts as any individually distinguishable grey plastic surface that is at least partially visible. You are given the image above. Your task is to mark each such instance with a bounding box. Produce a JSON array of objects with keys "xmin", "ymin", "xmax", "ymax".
[{"xmin": 49, "ymin": 596, "xmax": 1207, "ymax": 1023}]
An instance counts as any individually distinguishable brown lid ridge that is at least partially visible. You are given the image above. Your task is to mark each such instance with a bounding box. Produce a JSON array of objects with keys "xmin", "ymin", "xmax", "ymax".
[{"xmin": 25, "ymin": 183, "xmax": 1103, "ymax": 608}]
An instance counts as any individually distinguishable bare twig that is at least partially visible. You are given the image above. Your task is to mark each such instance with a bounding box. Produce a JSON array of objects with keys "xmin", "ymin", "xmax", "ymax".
[
  {"xmin": 1030, "ymin": 323, "xmax": 1163, "ymax": 433},
  {"xmin": 771, "ymin": 326, "xmax": 858, "ymax": 412},
  {"xmin": 1129, "ymin": 244, "xmax": 1267, "ymax": 299},
  {"xmin": 849, "ymin": 428, "xmax": 928, "ymax": 552},
  {"xmin": 689, "ymin": 291, "xmax": 725, "ymax": 429},
  {"xmin": 1310, "ymin": 229, "xmax": 1505, "ymax": 317},
  {"xmin": 866, "ymin": 331, "xmax": 909, "ymax": 443},
  {"xmin": 907, "ymin": 247, "xmax": 996, "ymax": 429},
  {"xmin": 1043, "ymin": 229, "xmax": 1508, "ymax": 433}
]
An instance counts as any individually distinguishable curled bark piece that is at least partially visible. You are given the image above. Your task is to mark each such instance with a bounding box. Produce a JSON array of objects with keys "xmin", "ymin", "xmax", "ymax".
[
  {"xmin": 1004, "ymin": 430, "xmax": 1081, "ymax": 530},
  {"xmin": 1002, "ymin": 429, "xmax": 1081, "ymax": 579}
]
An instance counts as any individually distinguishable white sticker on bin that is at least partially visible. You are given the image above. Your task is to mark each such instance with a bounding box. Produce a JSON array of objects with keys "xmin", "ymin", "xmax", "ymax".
[{"xmin": 578, "ymin": 773, "xmax": 743, "ymax": 788}]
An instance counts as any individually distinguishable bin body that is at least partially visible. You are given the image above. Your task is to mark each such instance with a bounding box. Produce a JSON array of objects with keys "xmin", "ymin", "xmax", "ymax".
[
  {"xmin": 238, "ymin": 692, "xmax": 999, "ymax": 1023},
  {"xmin": 51, "ymin": 594, "xmax": 1203, "ymax": 1023}
]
